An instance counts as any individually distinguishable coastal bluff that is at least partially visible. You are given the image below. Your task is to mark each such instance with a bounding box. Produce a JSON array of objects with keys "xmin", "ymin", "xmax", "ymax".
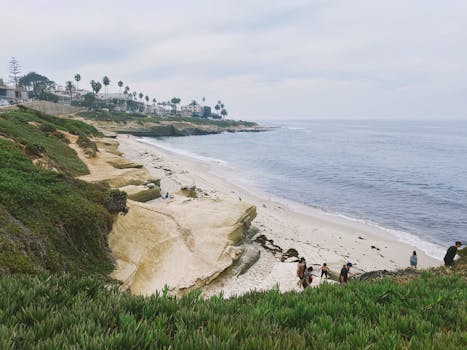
[
  {"xmin": 109, "ymin": 199, "xmax": 256, "ymax": 295},
  {"xmin": 71, "ymin": 132, "xmax": 257, "ymax": 295}
]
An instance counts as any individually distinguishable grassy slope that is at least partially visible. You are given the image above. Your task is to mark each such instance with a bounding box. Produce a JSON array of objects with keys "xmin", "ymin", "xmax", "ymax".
[
  {"xmin": 0, "ymin": 271, "xmax": 465, "ymax": 349},
  {"xmin": 0, "ymin": 109, "xmax": 113, "ymax": 274},
  {"xmin": 0, "ymin": 107, "xmax": 101, "ymax": 177},
  {"xmin": 78, "ymin": 110, "xmax": 258, "ymax": 128}
]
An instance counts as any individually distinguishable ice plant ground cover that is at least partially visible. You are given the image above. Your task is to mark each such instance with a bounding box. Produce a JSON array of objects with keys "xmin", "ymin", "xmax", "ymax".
[{"xmin": 0, "ymin": 270, "xmax": 465, "ymax": 349}]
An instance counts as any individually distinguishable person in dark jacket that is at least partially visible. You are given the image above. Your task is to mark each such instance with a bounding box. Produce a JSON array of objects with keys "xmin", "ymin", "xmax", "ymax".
[
  {"xmin": 444, "ymin": 241, "xmax": 462, "ymax": 267},
  {"xmin": 339, "ymin": 262, "xmax": 352, "ymax": 284}
]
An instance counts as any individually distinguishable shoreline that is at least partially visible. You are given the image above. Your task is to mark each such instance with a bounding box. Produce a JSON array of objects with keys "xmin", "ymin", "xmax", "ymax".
[
  {"xmin": 136, "ymin": 135, "xmax": 446, "ymax": 261},
  {"xmin": 116, "ymin": 134, "xmax": 442, "ymax": 297}
]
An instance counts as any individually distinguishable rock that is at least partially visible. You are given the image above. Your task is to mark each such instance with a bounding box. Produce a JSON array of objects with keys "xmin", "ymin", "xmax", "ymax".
[
  {"xmin": 109, "ymin": 198, "xmax": 257, "ymax": 296},
  {"xmin": 245, "ymin": 226, "xmax": 259, "ymax": 239},
  {"xmin": 281, "ymin": 248, "xmax": 299, "ymax": 262},
  {"xmin": 119, "ymin": 185, "xmax": 161, "ymax": 202},
  {"xmin": 282, "ymin": 256, "xmax": 299, "ymax": 263},
  {"xmin": 255, "ymin": 234, "xmax": 283, "ymax": 256},
  {"xmin": 144, "ymin": 179, "xmax": 161, "ymax": 187},
  {"xmin": 228, "ymin": 245, "xmax": 261, "ymax": 277},
  {"xmin": 178, "ymin": 185, "xmax": 198, "ymax": 198},
  {"xmin": 108, "ymin": 160, "xmax": 143, "ymax": 169}
]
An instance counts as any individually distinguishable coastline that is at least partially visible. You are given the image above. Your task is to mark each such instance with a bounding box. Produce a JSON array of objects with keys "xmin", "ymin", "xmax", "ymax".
[{"xmin": 116, "ymin": 135, "xmax": 442, "ymax": 298}]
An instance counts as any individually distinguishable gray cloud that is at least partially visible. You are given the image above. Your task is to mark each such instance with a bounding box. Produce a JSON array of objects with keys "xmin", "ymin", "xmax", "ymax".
[{"xmin": 1, "ymin": 0, "xmax": 466, "ymax": 119}]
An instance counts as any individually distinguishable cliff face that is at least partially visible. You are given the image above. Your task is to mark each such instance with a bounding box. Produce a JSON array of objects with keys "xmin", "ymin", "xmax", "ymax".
[
  {"xmin": 89, "ymin": 120, "xmax": 267, "ymax": 137},
  {"xmin": 67, "ymin": 130, "xmax": 258, "ymax": 295},
  {"xmin": 109, "ymin": 199, "xmax": 257, "ymax": 295}
]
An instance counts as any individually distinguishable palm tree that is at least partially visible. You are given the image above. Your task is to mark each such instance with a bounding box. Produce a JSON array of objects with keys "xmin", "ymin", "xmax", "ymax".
[
  {"xmin": 215, "ymin": 104, "xmax": 221, "ymax": 115},
  {"xmin": 116, "ymin": 81, "xmax": 124, "ymax": 107},
  {"xmin": 102, "ymin": 76, "xmax": 110, "ymax": 99},
  {"xmin": 123, "ymin": 89, "xmax": 128, "ymax": 108},
  {"xmin": 145, "ymin": 95, "xmax": 149, "ymax": 111},
  {"xmin": 221, "ymin": 108, "xmax": 228, "ymax": 119},
  {"xmin": 152, "ymin": 98, "xmax": 157, "ymax": 113},
  {"xmin": 171, "ymin": 97, "xmax": 181, "ymax": 114},
  {"xmin": 94, "ymin": 82, "xmax": 102, "ymax": 95},
  {"xmin": 124, "ymin": 86, "xmax": 130, "ymax": 105},
  {"xmin": 90, "ymin": 80, "xmax": 96, "ymax": 94},
  {"xmin": 74, "ymin": 74, "xmax": 81, "ymax": 92},
  {"xmin": 139, "ymin": 92, "xmax": 144, "ymax": 101},
  {"xmin": 132, "ymin": 91, "xmax": 137, "ymax": 99},
  {"xmin": 202, "ymin": 97, "xmax": 206, "ymax": 105},
  {"xmin": 66, "ymin": 81, "xmax": 74, "ymax": 102}
]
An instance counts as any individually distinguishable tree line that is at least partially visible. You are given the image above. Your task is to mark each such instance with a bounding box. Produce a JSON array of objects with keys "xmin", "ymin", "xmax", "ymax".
[{"xmin": 6, "ymin": 57, "xmax": 229, "ymax": 118}]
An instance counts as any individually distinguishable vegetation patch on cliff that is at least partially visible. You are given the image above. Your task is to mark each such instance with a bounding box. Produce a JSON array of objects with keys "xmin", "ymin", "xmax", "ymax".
[
  {"xmin": 78, "ymin": 110, "xmax": 258, "ymax": 128},
  {"xmin": 0, "ymin": 108, "xmax": 117, "ymax": 275},
  {"xmin": 0, "ymin": 108, "xmax": 100, "ymax": 176},
  {"xmin": 0, "ymin": 270, "xmax": 464, "ymax": 349}
]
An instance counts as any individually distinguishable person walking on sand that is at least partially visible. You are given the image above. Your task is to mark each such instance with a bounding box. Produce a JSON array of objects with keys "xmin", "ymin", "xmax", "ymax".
[
  {"xmin": 339, "ymin": 262, "xmax": 352, "ymax": 284},
  {"xmin": 302, "ymin": 266, "xmax": 314, "ymax": 289},
  {"xmin": 296, "ymin": 257, "xmax": 306, "ymax": 287},
  {"xmin": 319, "ymin": 262, "xmax": 329, "ymax": 280},
  {"xmin": 444, "ymin": 241, "xmax": 462, "ymax": 267},
  {"xmin": 410, "ymin": 251, "xmax": 418, "ymax": 269}
]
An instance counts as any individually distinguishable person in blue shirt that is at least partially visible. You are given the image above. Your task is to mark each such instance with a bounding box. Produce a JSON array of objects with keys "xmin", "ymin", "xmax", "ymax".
[{"xmin": 410, "ymin": 251, "xmax": 418, "ymax": 269}]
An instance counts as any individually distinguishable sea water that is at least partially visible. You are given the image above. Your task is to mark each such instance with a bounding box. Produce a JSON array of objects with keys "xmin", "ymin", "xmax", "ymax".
[{"xmin": 141, "ymin": 120, "xmax": 467, "ymax": 259}]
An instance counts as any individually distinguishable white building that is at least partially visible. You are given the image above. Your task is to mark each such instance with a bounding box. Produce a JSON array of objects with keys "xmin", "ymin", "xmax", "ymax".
[
  {"xmin": 0, "ymin": 79, "xmax": 28, "ymax": 101},
  {"xmin": 181, "ymin": 102, "xmax": 202, "ymax": 114}
]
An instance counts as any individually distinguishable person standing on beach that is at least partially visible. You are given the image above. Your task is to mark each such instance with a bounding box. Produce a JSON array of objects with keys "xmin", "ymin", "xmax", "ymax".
[
  {"xmin": 297, "ymin": 257, "xmax": 306, "ymax": 278},
  {"xmin": 319, "ymin": 262, "xmax": 329, "ymax": 280},
  {"xmin": 410, "ymin": 251, "xmax": 418, "ymax": 269},
  {"xmin": 302, "ymin": 266, "xmax": 313, "ymax": 289},
  {"xmin": 339, "ymin": 262, "xmax": 352, "ymax": 284},
  {"xmin": 444, "ymin": 241, "xmax": 462, "ymax": 267}
]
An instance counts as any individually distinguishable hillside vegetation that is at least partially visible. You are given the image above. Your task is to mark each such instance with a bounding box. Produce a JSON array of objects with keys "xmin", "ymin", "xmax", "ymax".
[
  {"xmin": 0, "ymin": 270, "xmax": 465, "ymax": 349},
  {"xmin": 0, "ymin": 108, "xmax": 114, "ymax": 274},
  {"xmin": 78, "ymin": 110, "xmax": 258, "ymax": 128}
]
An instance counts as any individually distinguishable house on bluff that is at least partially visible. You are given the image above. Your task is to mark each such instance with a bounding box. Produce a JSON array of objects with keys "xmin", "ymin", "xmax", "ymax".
[{"xmin": 0, "ymin": 79, "xmax": 28, "ymax": 103}]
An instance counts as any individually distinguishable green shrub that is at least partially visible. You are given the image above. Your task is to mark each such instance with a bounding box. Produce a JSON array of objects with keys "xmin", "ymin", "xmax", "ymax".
[
  {"xmin": 0, "ymin": 138, "xmax": 114, "ymax": 274},
  {"xmin": 104, "ymin": 189, "xmax": 128, "ymax": 214},
  {"xmin": 77, "ymin": 133, "xmax": 98, "ymax": 157},
  {"xmin": 0, "ymin": 273, "xmax": 464, "ymax": 349},
  {"xmin": 0, "ymin": 110, "xmax": 90, "ymax": 176}
]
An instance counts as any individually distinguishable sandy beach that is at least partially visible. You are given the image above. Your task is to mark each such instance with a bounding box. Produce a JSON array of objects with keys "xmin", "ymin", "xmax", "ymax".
[{"xmin": 114, "ymin": 135, "xmax": 442, "ymax": 298}]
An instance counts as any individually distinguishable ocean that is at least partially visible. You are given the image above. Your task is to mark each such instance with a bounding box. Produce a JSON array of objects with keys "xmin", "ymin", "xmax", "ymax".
[{"xmin": 141, "ymin": 119, "xmax": 467, "ymax": 259}]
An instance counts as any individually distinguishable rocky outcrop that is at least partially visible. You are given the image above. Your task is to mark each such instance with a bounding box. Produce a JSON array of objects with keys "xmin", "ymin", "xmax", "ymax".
[
  {"xmin": 109, "ymin": 198, "xmax": 257, "ymax": 295},
  {"xmin": 83, "ymin": 119, "xmax": 269, "ymax": 137},
  {"xmin": 67, "ymin": 132, "xmax": 260, "ymax": 296},
  {"xmin": 119, "ymin": 185, "xmax": 161, "ymax": 202},
  {"xmin": 71, "ymin": 138, "xmax": 158, "ymax": 188},
  {"xmin": 233, "ymin": 245, "xmax": 261, "ymax": 276},
  {"xmin": 177, "ymin": 185, "xmax": 198, "ymax": 198}
]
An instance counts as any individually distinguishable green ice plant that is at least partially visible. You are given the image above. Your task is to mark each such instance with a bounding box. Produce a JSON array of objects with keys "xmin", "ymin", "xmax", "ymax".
[{"xmin": 0, "ymin": 273, "xmax": 464, "ymax": 348}]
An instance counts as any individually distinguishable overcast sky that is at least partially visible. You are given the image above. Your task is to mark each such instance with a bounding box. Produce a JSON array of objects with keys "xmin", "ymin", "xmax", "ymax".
[{"xmin": 2, "ymin": 0, "xmax": 467, "ymax": 119}]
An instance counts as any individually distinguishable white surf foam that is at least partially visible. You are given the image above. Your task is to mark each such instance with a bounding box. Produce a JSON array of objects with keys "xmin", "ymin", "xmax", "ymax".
[{"xmin": 137, "ymin": 137, "xmax": 228, "ymax": 166}]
